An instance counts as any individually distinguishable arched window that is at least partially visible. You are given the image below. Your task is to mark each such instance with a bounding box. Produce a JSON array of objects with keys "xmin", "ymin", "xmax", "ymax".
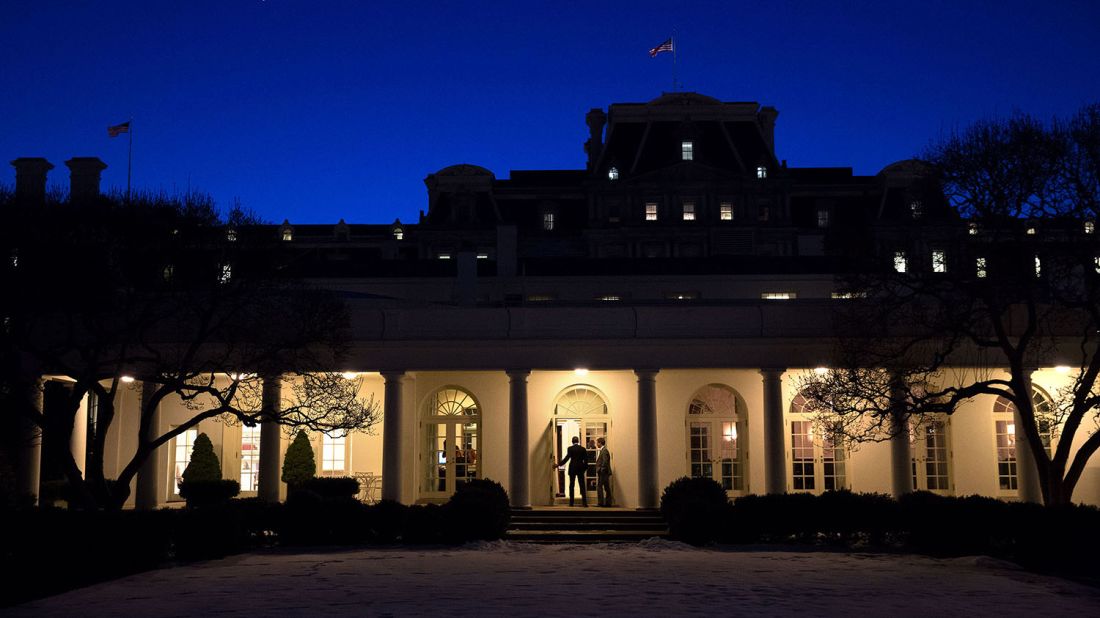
[
  {"xmin": 422, "ymin": 387, "xmax": 481, "ymax": 498},
  {"xmin": 992, "ymin": 387, "xmax": 1056, "ymax": 492},
  {"xmin": 555, "ymin": 385, "xmax": 608, "ymax": 417},
  {"xmin": 789, "ymin": 393, "xmax": 847, "ymax": 493},
  {"xmin": 687, "ymin": 385, "xmax": 747, "ymax": 493},
  {"xmin": 910, "ymin": 417, "xmax": 951, "ymax": 493}
]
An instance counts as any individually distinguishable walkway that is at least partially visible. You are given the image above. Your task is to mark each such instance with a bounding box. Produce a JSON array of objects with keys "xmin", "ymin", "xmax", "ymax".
[{"xmin": 9, "ymin": 542, "xmax": 1099, "ymax": 616}]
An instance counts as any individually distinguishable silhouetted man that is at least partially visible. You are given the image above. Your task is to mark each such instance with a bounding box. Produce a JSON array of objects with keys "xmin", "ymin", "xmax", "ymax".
[
  {"xmin": 595, "ymin": 437, "xmax": 612, "ymax": 507},
  {"xmin": 558, "ymin": 435, "xmax": 588, "ymax": 507}
]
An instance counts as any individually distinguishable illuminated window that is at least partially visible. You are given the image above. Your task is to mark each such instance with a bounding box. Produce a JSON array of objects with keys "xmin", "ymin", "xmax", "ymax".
[
  {"xmin": 543, "ymin": 212, "xmax": 555, "ymax": 231},
  {"xmin": 1026, "ymin": 226, "xmax": 1037, "ymax": 236},
  {"xmin": 756, "ymin": 166, "xmax": 767, "ymax": 179},
  {"xmin": 968, "ymin": 222, "xmax": 978, "ymax": 235},
  {"xmin": 831, "ymin": 291, "xmax": 867, "ymax": 299},
  {"xmin": 1094, "ymin": 256, "xmax": 1100, "ymax": 274},
  {"xmin": 437, "ymin": 253, "xmax": 452, "ymax": 260},
  {"xmin": 526, "ymin": 294, "xmax": 556, "ymax": 302},
  {"xmin": 910, "ymin": 200, "xmax": 923, "ymax": 219},
  {"xmin": 993, "ymin": 389, "xmax": 1057, "ymax": 492},
  {"xmin": 666, "ymin": 292, "xmax": 699, "ymax": 300},
  {"xmin": 393, "ymin": 227, "xmax": 404, "ymax": 240},
  {"xmin": 789, "ymin": 394, "xmax": 847, "ymax": 492},
  {"xmin": 816, "ymin": 208, "xmax": 830, "ymax": 228},
  {"xmin": 608, "ymin": 166, "xmax": 619, "ymax": 180},
  {"xmin": 681, "ymin": 141, "xmax": 694, "ymax": 160},
  {"xmin": 911, "ymin": 419, "xmax": 951, "ymax": 493},
  {"xmin": 322, "ymin": 432, "xmax": 346, "ymax": 474},
  {"xmin": 240, "ymin": 425, "xmax": 260, "ymax": 492},
  {"xmin": 932, "ymin": 250, "xmax": 946, "ymax": 273},
  {"xmin": 281, "ymin": 227, "xmax": 293, "ymax": 242},
  {"xmin": 976, "ymin": 256, "xmax": 988, "ymax": 278},
  {"xmin": 894, "ymin": 251, "xmax": 908, "ymax": 273},
  {"xmin": 687, "ymin": 385, "xmax": 746, "ymax": 493},
  {"xmin": 645, "ymin": 202, "xmax": 658, "ymax": 221},
  {"xmin": 218, "ymin": 263, "xmax": 232, "ymax": 284},
  {"xmin": 227, "ymin": 228, "xmax": 237, "ymax": 242},
  {"xmin": 598, "ymin": 295, "xmax": 621, "ymax": 302},
  {"xmin": 476, "ymin": 253, "xmax": 489, "ymax": 260},
  {"xmin": 682, "ymin": 202, "xmax": 695, "ymax": 221},
  {"xmin": 1086, "ymin": 220, "xmax": 1095, "ymax": 234},
  {"xmin": 1034, "ymin": 255, "xmax": 1041, "ymax": 278},
  {"xmin": 171, "ymin": 428, "xmax": 198, "ymax": 497},
  {"xmin": 761, "ymin": 292, "xmax": 796, "ymax": 300},
  {"xmin": 719, "ymin": 202, "xmax": 733, "ymax": 221}
]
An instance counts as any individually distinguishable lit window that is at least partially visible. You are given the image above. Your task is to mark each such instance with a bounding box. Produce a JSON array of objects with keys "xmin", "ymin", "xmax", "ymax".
[
  {"xmin": 282, "ymin": 228, "xmax": 293, "ymax": 242},
  {"xmin": 240, "ymin": 425, "xmax": 260, "ymax": 492},
  {"xmin": 526, "ymin": 294, "xmax": 555, "ymax": 302},
  {"xmin": 598, "ymin": 295, "xmax": 621, "ymax": 302},
  {"xmin": 761, "ymin": 292, "xmax": 796, "ymax": 300},
  {"xmin": 910, "ymin": 201, "xmax": 923, "ymax": 219},
  {"xmin": 816, "ymin": 208, "xmax": 830, "ymax": 228},
  {"xmin": 682, "ymin": 202, "xmax": 696, "ymax": 221},
  {"xmin": 756, "ymin": 166, "xmax": 767, "ymax": 179},
  {"xmin": 968, "ymin": 223, "xmax": 978, "ymax": 235},
  {"xmin": 218, "ymin": 263, "xmax": 232, "ymax": 284},
  {"xmin": 894, "ymin": 251, "xmax": 907, "ymax": 273},
  {"xmin": 476, "ymin": 253, "xmax": 489, "ymax": 260},
  {"xmin": 666, "ymin": 292, "xmax": 698, "ymax": 300},
  {"xmin": 720, "ymin": 202, "xmax": 733, "ymax": 221},
  {"xmin": 1034, "ymin": 255, "xmax": 1041, "ymax": 278},
  {"xmin": 1094, "ymin": 257, "xmax": 1100, "ymax": 274},
  {"xmin": 171, "ymin": 428, "xmax": 198, "ymax": 496},
  {"xmin": 10, "ymin": 250, "xmax": 19, "ymax": 268},
  {"xmin": 322, "ymin": 432, "xmax": 346, "ymax": 474},
  {"xmin": 645, "ymin": 202, "xmax": 658, "ymax": 221},
  {"xmin": 681, "ymin": 141, "xmax": 694, "ymax": 161},
  {"xmin": 543, "ymin": 212, "xmax": 555, "ymax": 231},
  {"xmin": 608, "ymin": 167, "xmax": 619, "ymax": 180},
  {"xmin": 1087, "ymin": 220, "xmax": 1096, "ymax": 234},
  {"xmin": 394, "ymin": 227, "xmax": 404, "ymax": 240},
  {"xmin": 976, "ymin": 257, "xmax": 988, "ymax": 278},
  {"xmin": 438, "ymin": 253, "xmax": 452, "ymax": 260},
  {"xmin": 227, "ymin": 228, "xmax": 237, "ymax": 242},
  {"xmin": 932, "ymin": 250, "xmax": 946, "ymax": 273},
  {"xmin": 1027, "ymin": 227, "xmax": 1037, "ymax": 236},
  {"xmin": 831, "ymin": 291, "xmax": 867, "ymax": 299}
]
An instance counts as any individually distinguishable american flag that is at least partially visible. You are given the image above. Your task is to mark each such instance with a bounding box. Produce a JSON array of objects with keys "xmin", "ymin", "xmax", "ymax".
[
  {"xmin": 649, "ymin": 38, "xmax": 673, "ymax": 57},
  {"xmin": 108, "ymin": 121, "xmax": 130, "ymax": 138}
]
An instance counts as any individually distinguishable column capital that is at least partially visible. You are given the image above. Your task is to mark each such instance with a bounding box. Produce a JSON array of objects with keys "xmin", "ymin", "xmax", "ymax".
[
  {"xmin": 634, "ymin": 368, "xmax": 660, "ymax": 380},
  {"xmin": 759, "ymin": 367, "xmax": 787, "ymax": 377},
  {"xmin": 380, "ymin": 370, "xmax": 407, "ymax": 381},
  {"xmin": 506, "ymin": 369, "xmax": 531, "ymax": 380}
]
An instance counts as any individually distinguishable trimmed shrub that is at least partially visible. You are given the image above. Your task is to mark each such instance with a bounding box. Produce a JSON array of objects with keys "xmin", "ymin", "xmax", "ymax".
[
  {"xmin": 302, "ymin": 476, "xmax": 360, "ymax": 500},
  {"xmin": 181, "ymin": 433, "xmax": 221, "ymax": 483},
  {"xmin": 403, "ymin": 504, "xmax": 447, "ymax": 544},
  {"xmin": 366, "ymin": 500, "xmax": 409, "ymax": 544},
  {"xmin": 444, "ymin": 478, "xmax": 511, "ymax": 542},
  {"xmin": 660, "ymin": 476, "xmax": 731, "ymax": 545},
  {"xmin": 281, "ymin": 430, "xmax": 316, "ymax": 491},
  {"xmin": 179, "ymin": 479, "xmax": 240, "ymax": 509}
]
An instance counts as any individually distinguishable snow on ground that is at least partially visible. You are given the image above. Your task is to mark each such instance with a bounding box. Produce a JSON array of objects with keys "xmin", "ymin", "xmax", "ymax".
[{"xmin": 9, "ymin": 541, "xmax": 1100, "ymax": 616}]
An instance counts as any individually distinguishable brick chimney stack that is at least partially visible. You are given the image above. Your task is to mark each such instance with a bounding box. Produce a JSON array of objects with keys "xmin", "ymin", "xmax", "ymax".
[
  {"xmin": 10, "ymin": 157, "xmax": 54, "ymax": 205},
  {"xmin": 585, "ymin": 108, "xmax": 607, "ymax": 171},
  {"xmin": 65, "ymin": 157, "xmax": 108, "ymax": 203}
]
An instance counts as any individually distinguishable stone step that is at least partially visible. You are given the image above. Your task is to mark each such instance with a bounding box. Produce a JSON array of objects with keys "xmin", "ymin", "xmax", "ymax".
[
  {"xmin": 505, "ymin": 529, "xmax": 669, "ymax": 544},
  {"xmin": 510, "ymin": 521, "xmax": 667, "ymax": 531}
]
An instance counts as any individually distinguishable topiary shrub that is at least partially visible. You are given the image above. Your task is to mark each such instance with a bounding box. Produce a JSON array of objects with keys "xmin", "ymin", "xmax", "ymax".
[
  {"xmin": 444, "ymin": 478, "xmax": 511, "ymax": 542},
  {"xmin": 281, "ymin": 430, "xmax": 316, "ymax": 492},
  {"xmin": 302, "ymin": 476, "xmax": 360, "ymax": 500},
  {"xmin": 660, "ymin": 476, "xmax": 731, "ymax": 546},
  {"xmin": 365, "ymin": 500, "xmax": 409, "ymax": 544},
  {"xmin": 179, "ymin": 433, "xmax": 239, "ymax": 508}
]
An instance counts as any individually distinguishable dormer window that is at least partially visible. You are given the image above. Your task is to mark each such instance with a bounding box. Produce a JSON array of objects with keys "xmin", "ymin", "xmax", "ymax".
[
  {"xmin": 681, "ymin": 141, "xmax": 694, "ymax": 161},
  {"xmin": 719, "ymin": 202, "xmax": 733, "ymax": 221},
  {"xmin": 976, "ymin": 257, "xmax": 988, "ymax": 278},
  {"xmin": 608, "ymin": 166, "xmax": 619, "ymax": 180},
  {"xmin": 932, "ymin": 250, "xmax": 946, "ymax": 273},
  {"xmin": 1086, "ymin": 220, "xmax": 1095, "ymax": 234},
  {"xmin": 334, "ymin": 219, "xmax": 350, "ymax": 241},
  {"xmin": 226, "ymin": 228, "xmax": 237, "ymax": 242},
  {"xmin": 968, "ymin": 223, "xmax": 978, "ymax": 235},
  {"xmin": 682, "ymin": 202, "xmax": 696, "ymax": 221},
  {"xmin": 394, "ymin": 228, "xmax": 404, "ymax": 240},
  {"xmin": 1026, "ymin": 226, "xmax": 1037, "ymax": 236},
  {"xmin": 280, "ymin": 220, "xmax": 293, "ymax": 242},
  {"xmin": 756, "ymin": 166, "xmax": 767, "ymax": 179},
  {"xmin": 645, "ymin": 202, "xmax": 658, "ymax": 221},
  {"xmin": 218, "ymin": 263, "xmax": 232, "ymax": 284},
  {"xmin": 543, "ymin": 212, "xmax": 555, "ymax": 231}
]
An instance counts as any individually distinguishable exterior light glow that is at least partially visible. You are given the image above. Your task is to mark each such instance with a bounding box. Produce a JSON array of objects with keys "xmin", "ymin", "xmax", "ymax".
[
  {"xmin": 341, "ymin": 371, "xmax": 359, "ymax": 380},
  {"xmin": 120, "ymin": 375, "xmax": 135, "ymax": 383},
  {"xmin": 814, "ymin": 367, "xmax": 829, "ymax": 375},
  {"xmin": 574, "ymin": 368, "xmax": 589, "ymax": 376},
  {"xmin": 1055, "ymin": 366, "xmax": 1072, "ymax": 374}
]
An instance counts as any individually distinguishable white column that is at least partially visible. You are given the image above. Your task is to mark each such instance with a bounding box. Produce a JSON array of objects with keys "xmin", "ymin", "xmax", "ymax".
[
  {"xmin": 134, "ymin": 381, "xmax": 163, "ymax": 510},
  {"xmin": 381, "ymin": 371, "xmax": 406, "ymax": 502},
  {"xmin": 890, "ymin": 411, "xmax": 913, "ymax": 497},
  {"xmin": 258, "ymin": 375, "xmax": 283, "ymax": 503},
  {"xmin": 1016, "ymin": 369, "xmax": 1042, "ymax": 503},
  {"xmin": 69, "ymin": 393, "xmax": 89, "ymax": 478},
  {"xmin": 507, "ymin": 369, "xmax": 531, "ymax": 508},
  {"xmin": 17, "ymin": 379, "xmax": 45, "ymax": 505},
  {"xmin": 635, "ymin": 369, "xmax": 659, "ymax": 509},
  {"xmin": 760, "ymin": 368, "xmax": 786, "ymax": 495}
]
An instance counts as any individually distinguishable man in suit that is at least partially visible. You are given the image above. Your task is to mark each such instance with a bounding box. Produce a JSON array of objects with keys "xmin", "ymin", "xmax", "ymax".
[
  {"xmin": 595, "ymin": 437, "xmax": 612, "ymax": 507},
  {"xmin": 558, "ymin": 435, "xmax": 588, "ymax": 507}
]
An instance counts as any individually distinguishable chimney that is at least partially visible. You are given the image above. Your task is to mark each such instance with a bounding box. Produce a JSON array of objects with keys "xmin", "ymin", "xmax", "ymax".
[
  {"xmin": 10, "ymin": 157, "xmax": 54, "ymax": 205},
  {"xmin": 758, "ymin": 106, "xmax": 779, "ymax": 156},
  {"xmin": 584, "ymin": 108, "xmax": 607, "ymax": 170},
  {"xmin": 65, "ymin": 157, "xmax": 108, "ymax": 203}
]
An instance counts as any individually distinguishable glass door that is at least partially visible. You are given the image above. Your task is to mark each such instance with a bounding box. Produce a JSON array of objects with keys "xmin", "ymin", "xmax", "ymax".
[{"xmin": 553, "ymin": 418, "xmax": 607, "ymax": 501}]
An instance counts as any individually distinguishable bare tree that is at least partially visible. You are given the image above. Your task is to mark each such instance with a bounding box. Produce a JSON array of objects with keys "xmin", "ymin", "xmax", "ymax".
[
  {"xmin": 798, "ymin": 105, "xmax": 1100, "ymax": 506},
  {"xmin": 1, "ymin": 190, "xmax": 379, "ymax": 510}
]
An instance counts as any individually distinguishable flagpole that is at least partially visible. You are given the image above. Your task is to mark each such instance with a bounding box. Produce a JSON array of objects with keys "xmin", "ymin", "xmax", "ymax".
[
  {"xmin": 127, "ymin": 117, "xmax": 133, "ymax": 203},
  {"xmin": 672, "ymin": 31, "xmax": 678, "ymax": 91}
]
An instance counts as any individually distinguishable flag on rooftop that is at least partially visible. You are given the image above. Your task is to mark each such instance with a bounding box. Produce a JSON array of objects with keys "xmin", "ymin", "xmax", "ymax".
[
  {"xmin": 108, "ymin": 121, "xmax": 130, "ymax": 138},
  {"xmin": 649, "ymin": 38, "xmax": 674, "ymax": 57}
]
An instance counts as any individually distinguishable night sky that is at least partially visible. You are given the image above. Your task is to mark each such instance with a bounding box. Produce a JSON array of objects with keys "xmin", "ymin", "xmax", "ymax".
[{"xmin": 3, "ymin": 1, "xmax": 1099, "ymax": 224}]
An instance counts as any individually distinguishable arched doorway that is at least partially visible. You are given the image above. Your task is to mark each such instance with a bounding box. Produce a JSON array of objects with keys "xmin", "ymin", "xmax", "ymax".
[
  {"xmin": 686, "ymin": 384, "xmax": 747, "ymax": 494},
  {"xmin": 422, "ymin": 386, "xmax": 481, "ymax": 500},
  {"xmin": 550, "ymin": 385, "xmax": 609, "ymax": 504},
  {"xmin": 789, "ymin": 392, "xmax": 848, "ymax": 493}
]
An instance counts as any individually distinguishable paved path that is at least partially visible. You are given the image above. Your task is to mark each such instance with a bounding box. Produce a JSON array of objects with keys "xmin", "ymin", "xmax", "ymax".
[{"xmin": 8, "ymin": 541, "xmax": 1100, "ymax": 616}]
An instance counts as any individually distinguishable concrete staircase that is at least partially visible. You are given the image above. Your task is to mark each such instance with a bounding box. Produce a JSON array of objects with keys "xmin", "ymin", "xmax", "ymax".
[{"xmin": 506, "ymin": 507, "xmax": 669, "ymax": 543}]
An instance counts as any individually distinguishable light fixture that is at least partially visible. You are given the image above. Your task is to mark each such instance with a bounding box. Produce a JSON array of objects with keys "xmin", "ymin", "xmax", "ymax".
[
  {"xmin": 814, "ymin": 367, "xmax": 829, "ymax": 375},
  {"xmin": 341, "ymin": 371, "xmax": 359, "ymax": 380},
  {"xmin": 120, "ymin": 375, "xmax": 135, "ymax": 383},
  {"xmin": 574, "ymin": 368, "xmax": 589, "ymax": 376},
  {"xmin": 1054, "ymin": 365, "xmax": 1072, "ymax": 374}
]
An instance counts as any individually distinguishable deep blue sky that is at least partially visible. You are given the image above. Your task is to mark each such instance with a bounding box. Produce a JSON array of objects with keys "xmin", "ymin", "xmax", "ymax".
[{"xmin": 3, "ymin": 1, "xmax": 1099, "ymax": 224}]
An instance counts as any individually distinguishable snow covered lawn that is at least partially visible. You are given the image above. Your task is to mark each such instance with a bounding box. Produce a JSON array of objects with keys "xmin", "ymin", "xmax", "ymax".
[{"xmin": 13, "ymin": 541, "xmax": 1099, "ymax": 616}]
